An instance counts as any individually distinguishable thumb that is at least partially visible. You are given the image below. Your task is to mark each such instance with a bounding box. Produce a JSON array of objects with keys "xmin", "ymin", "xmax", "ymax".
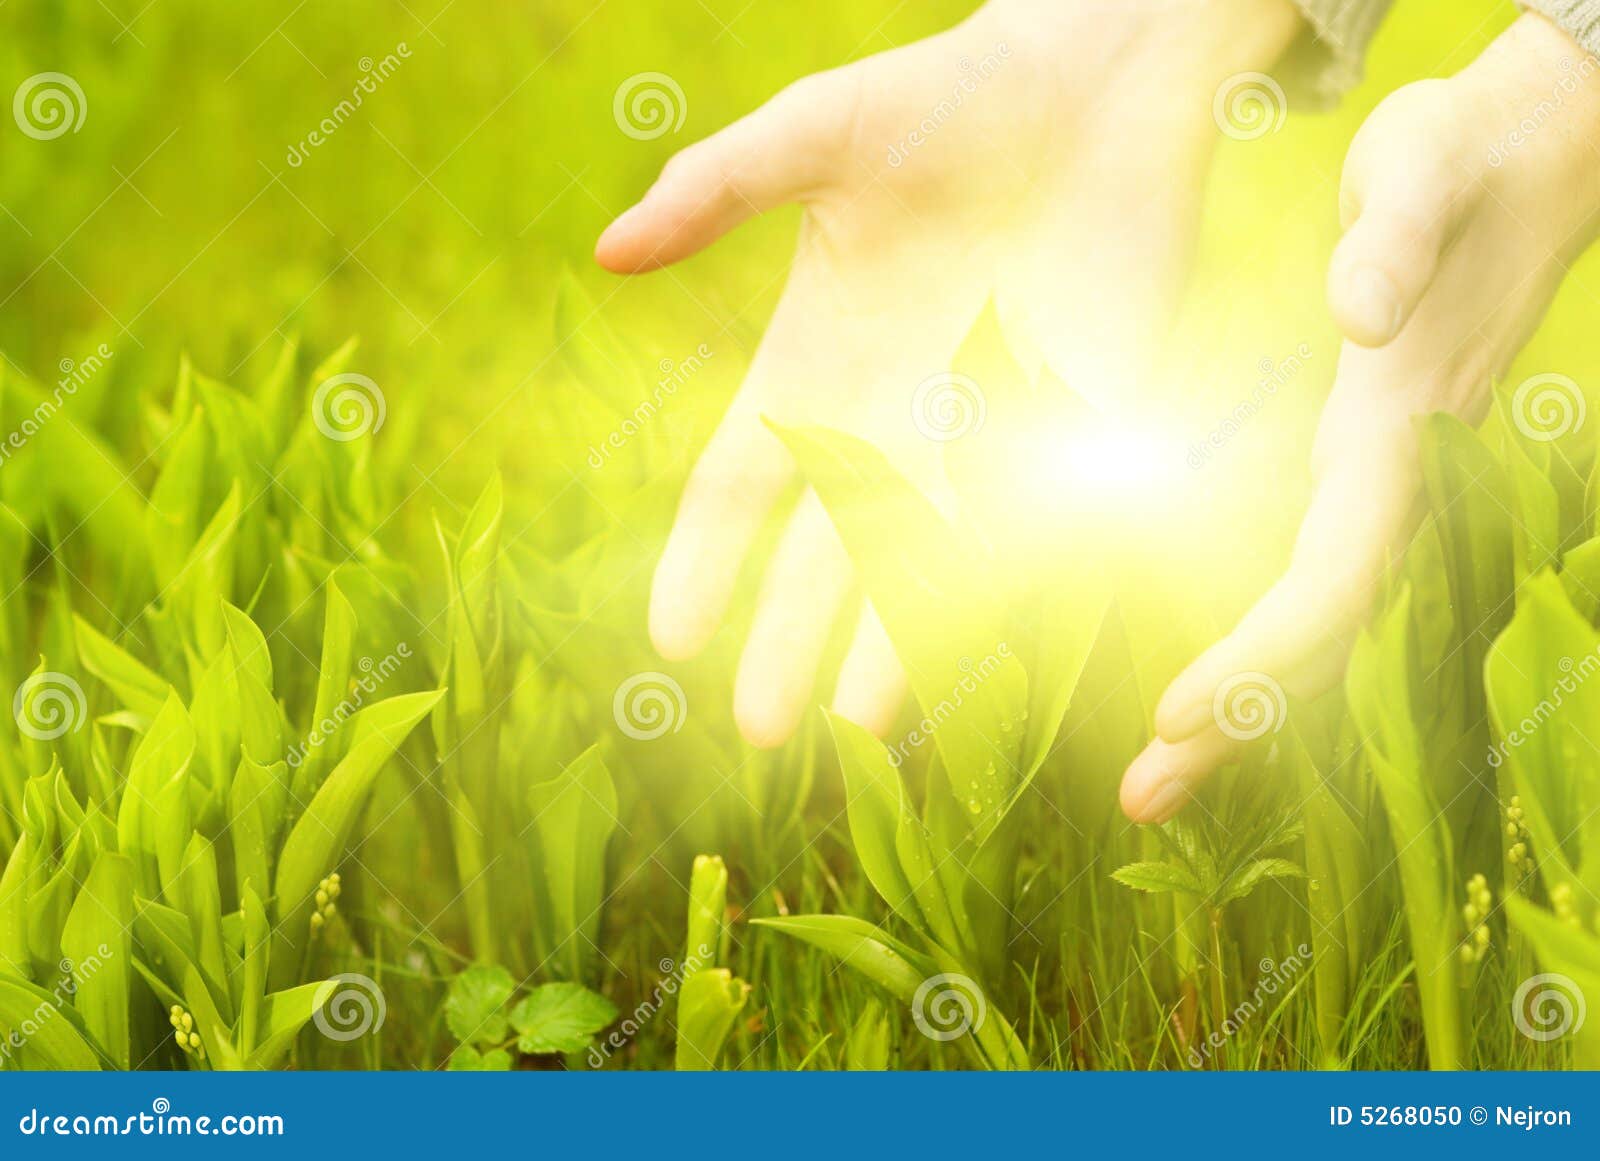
[
  {"xmin": 595, "ymin": 69, "xmax": 857, "ymax": 273},
  {"xmin": 1328, "ymin": 142, "xmax": 1469, "ymax": 348}
]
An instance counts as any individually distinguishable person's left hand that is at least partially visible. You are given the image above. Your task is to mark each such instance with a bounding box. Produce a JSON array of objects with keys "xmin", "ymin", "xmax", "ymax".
[{"xmin": 1122, "ymin": 11, "xmax": 1600, "ymax": 823}]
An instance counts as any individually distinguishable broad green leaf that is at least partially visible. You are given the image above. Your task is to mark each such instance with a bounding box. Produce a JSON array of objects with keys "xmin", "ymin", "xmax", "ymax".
[
  {"xmin": 449, "ymin": 1044, "xmax": 513, "ymax": 1070},
  {"xmin": 674, "ymin": 968, "xmax": 748, "ymax": 1071},
  {"xmin": 752, "ymin": 915, "xmax": 935, "ymax": 1001},
  {"xmin": 446, "ymin": 965, "xmax": 515, "ymax": 1045},
  {"xmin": 0, "ymin": 973, "xmax": 103, "ymax": 1069},
  {"xmin": 115, "ymin": 691, "xmax": 195, "ymax": 898},
  {"xmin": 774, "ymin": 423, "xmax": 1028, "ymax": 842},
  {"xmin": 59, "ymin": 852, "xmax": 134, "ymax": 1069},
  {"xmin": 509, "ymin": 982, "xmax": 617, "ymax": 1055},
  {"xmin": 527, "ymin": 745, "xmax": 618, "ymax": 982}
]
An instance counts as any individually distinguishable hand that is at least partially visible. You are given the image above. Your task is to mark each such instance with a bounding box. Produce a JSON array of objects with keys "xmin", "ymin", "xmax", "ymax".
[
  {"xmin": 598, "ymin": 0, "xmax": 1304, "ymax": 747},
  {"xmin": 1122, "ymin": 12, "xmax": 1600, "ymax": 822}
]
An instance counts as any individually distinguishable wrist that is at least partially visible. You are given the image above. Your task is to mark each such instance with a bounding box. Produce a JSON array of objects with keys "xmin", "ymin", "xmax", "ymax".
[
  {"xmin": 1460, "ymin": 12, "xmax": 1600, "ymax": 147},
  {"xmin": 980, "ymin": 0, "xmax": 1303, "ymax": 81}
]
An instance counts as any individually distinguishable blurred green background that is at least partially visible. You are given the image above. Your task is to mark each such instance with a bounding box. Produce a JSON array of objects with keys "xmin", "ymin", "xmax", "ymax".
[{"xmin": 0, "ymin": 0, "xmax": 1591, "ymax": 637}]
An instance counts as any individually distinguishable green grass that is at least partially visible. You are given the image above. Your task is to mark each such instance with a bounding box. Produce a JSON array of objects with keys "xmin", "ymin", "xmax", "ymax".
[{"xmin": 2, "ymin": 0, "xmax": 1599, "ymax": 1072}]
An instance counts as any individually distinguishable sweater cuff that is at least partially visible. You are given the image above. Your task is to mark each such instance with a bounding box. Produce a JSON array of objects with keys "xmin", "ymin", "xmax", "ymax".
[
  {"xmin": 1283, "ymin": 0, "xmax": 1395, "ymax": 106},
  {"xmin": 1521, "ymin": 1, "xmax": 1600, "ymax": 55}
]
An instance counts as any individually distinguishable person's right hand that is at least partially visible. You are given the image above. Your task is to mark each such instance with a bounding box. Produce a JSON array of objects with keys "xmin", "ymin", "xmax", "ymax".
[
  {"xmin": 1122, "ymin": 11, "xmax": 1600, "ymax": 823},
  {"xmin": 598, "ymin": 0, "xmax": 1306, "ymax": 749}
]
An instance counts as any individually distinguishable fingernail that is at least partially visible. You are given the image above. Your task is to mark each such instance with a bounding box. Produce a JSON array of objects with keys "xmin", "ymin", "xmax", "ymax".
[
  {"xmin": 1342, "ymin": 265, "xmax": 1402, "ymax": 343},
  {"xmin": 1140, "ymin": 779, "xmax": 1191, "ymax": 824}
]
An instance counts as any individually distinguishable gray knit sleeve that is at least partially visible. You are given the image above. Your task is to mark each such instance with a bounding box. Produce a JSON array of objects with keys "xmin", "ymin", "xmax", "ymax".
[
  {"xmin": 1521, "ymin": 1, "xmax": 1600, "ymax": 54},
  {"xmin": 1283, "ymin": 0, "xmax": 1396, "ymax": 105}
]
